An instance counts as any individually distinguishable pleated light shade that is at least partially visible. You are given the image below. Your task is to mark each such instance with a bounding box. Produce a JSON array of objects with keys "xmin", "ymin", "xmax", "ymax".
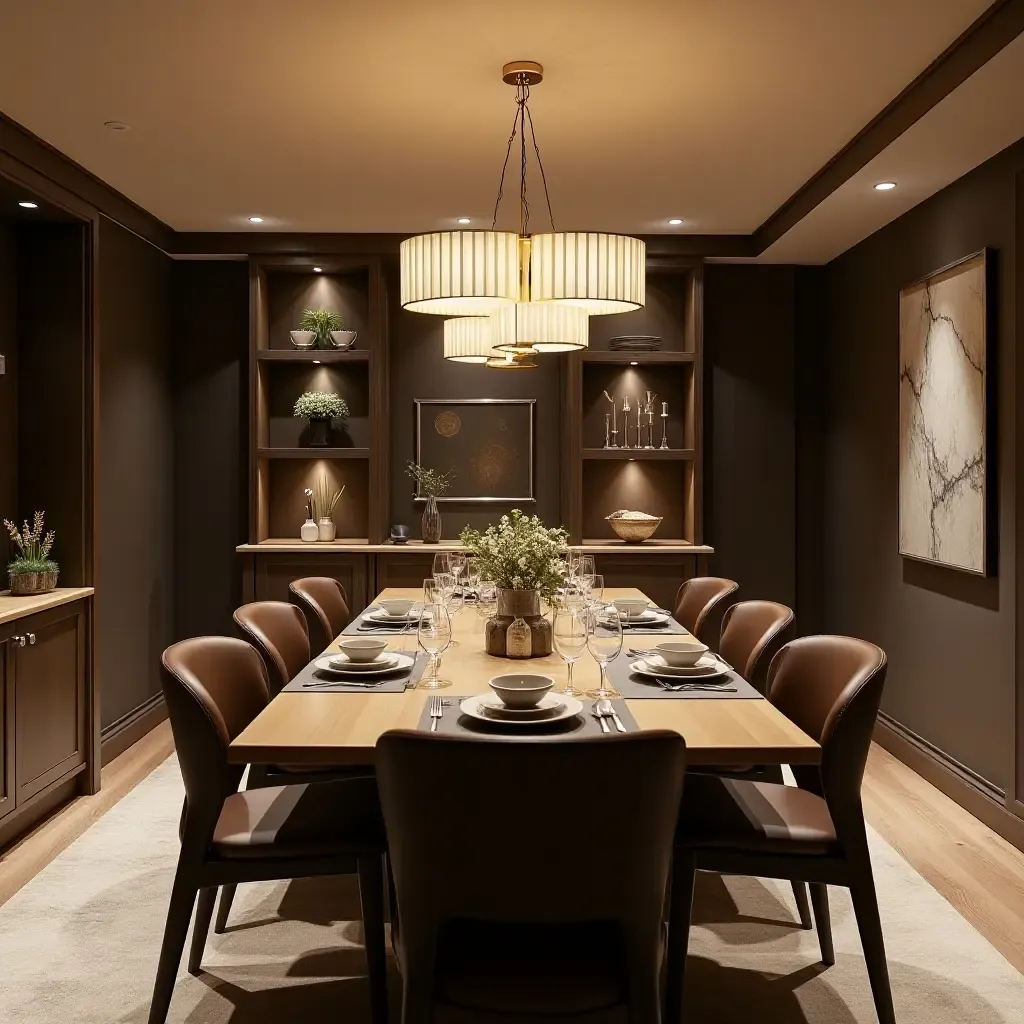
[
  {"xmin": 400, "ymin": 230, "xmax": 520, "ymax": 314},
  {"xmin": 443, "ymin": 316, "xmax": 493, "ymax": 363},
  {"xmin": 491, "ymin": 302, "xmax": 589, "ymax": 353},
  {"xmin": 530, "ymin": 232, "xmax": 646, "ymax": 314}
]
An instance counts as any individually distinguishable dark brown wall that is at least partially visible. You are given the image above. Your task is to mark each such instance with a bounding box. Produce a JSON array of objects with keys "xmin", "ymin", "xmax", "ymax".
[
  {"xmin": 819, "ymin": 138, "xmax": 1024, "ymax": 795},
  {"xmin": 387, "ymin": 264, "xmax": 563, "ymax": 537},
  {"xmin": 172, "ymin": 260, "xmax": 248, "ymax": 641},
  {"xmin": 0, "ymin": 221, "xmax": 15, "ymax": 568},
  {"xmin": 704, "ymin": 264, "xmax": 798, "ymax": 611},
  {"xmin": 96, "ymin": 217, "xmax": 174, "ymax": 731}
]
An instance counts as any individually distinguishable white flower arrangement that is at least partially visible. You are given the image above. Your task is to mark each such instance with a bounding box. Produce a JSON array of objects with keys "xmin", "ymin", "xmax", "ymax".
[{"xmin": 460, "ymin": 510, "xmax": 568, "ymax": 600}]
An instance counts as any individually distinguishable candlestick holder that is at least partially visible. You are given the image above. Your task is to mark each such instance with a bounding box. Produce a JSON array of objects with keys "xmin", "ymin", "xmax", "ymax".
[
  {"xmin": 604, "ymin": 413, "xmax": 611, "ymax": 449},
  {"xmin": 634, "ymin": 395, "xmax": 643, "ymax": 450},
  {"xmin": 622, "ymin": 396, "xmax": 631, "ymax": 449},
  {"xmin": 643, "ymin": 390, "xmax": 658, "ymax": 450},
  {"xmin": 602, "ymin": 390, "xmax": 618, "ymax": 448},
  {"xmin": 660, "ymin": 401, "xmax": 669, "ymax": 450}
]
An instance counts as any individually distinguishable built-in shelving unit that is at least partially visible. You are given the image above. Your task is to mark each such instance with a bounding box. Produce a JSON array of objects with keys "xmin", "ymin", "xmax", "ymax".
[
  {"xmin": 249, "ymin": 256, "xmax": 388, "ymax": 545},
  {"xmin": 562, "ymin": 258, "xmax": 703, "ymax": 548}
]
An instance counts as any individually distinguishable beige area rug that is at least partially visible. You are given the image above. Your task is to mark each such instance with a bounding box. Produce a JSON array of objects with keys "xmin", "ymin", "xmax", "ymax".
[{"xmin": 0, "ymin": 756, "xmax": 1021, "ymax": 1024}]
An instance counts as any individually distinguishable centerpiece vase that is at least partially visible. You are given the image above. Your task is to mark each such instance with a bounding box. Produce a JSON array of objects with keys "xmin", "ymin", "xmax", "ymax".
[
  {"xmin": 308, "ymin": 417, "xmax": 330, "ymax": 447},
  {"xmin": 421, "ymin": 495, "xmax": 442, "ymax": 543},
  {"xmin": 486, "ymin": 589, "xmax": 552, "ymax": 659}
]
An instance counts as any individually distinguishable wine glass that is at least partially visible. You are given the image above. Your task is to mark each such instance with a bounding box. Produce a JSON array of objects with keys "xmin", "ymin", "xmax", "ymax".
[
  {"xmin": 449, "ymin": 551, "xmax": 467, "ymax": 588},
  {"xmin": 578, "ymin": 555, "xmax": 596, "ymax": 590},
  {"xmin": 437, "ymin": 572, "xmax": 461, "ymax": 645},
  {"xmin": 422, "ymin": 577, "xmax": 441, "ymax": 606},
  {"xmin": 476, "ymin": 580, "xmax": 498, "ymax": 621},
  {"xmin": 432, "ymin": 551, "xmax": 451, "ymax": 580},
  {"xmin": 417, "ymin": 602, "xmax": 452, "ymax": 689},
  {"xmin": 465, "ymin": 557, "xmax": 481, "ymax": 593},
  {"xmin": 588, "ymin": 573, "xmax": 606, "ymax": 612},
  {"xmin": 586, "ymin": 607, "xmax": 622, "ymax": 699},
  {"xmin": 553, "ymin": 607, "xmax": 587, "ymax": 697}
]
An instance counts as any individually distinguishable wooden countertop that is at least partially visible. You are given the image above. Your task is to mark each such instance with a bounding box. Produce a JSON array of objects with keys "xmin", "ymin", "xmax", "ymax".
[
  {"xmin": 0, "ymin": 587, "xmax": 94, "ymax": 626},
  {"xmin": 237, "ymin": 539, "xmax": 714, "ymax": 555}
]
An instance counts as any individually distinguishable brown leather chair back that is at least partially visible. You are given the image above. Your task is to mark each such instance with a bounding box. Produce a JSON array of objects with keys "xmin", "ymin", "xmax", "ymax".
[
  {"xmin": 233, "ymin": 601, "xmax": 309, "ymax": 695},
  {"xmin": 376, "ymin": 730, "xmax": 686, "ymax": 1007},
  {"xmin": 766, "ymin": 635, "xmax": 886, "ymax": 846},
  {"xmin": 289, "ymin": 576, "xmax": 351, "ymax": 653},
  {"xmin": 674, "ymin": 576, "xmax": 739, "ymax": 646},
  {"xmin": 161, "ymin": 637, "xmax": 270, "ymax": 832},
  {"xmin": 718, "ymin": 600, "xmax": 795, "ymax": 693}
]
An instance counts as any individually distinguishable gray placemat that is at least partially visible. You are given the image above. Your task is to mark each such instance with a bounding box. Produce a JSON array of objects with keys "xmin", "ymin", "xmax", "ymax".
[
  {"xmin": 343, "ymin": 605, "xmax": 419, "ymax": 636},
  {"xmin": 603, "ymin": 654, "xmax": 762, "ymax": 699},
  {"xmin": 282, "ymin": 652, "xmax": 428, "ymax": 693},
  {"xmin": 417, "ymin": 697, "xmax": 639, "ymax": 736}
]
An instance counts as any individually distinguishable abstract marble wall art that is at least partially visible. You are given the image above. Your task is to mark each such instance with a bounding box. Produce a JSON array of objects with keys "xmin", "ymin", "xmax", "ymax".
[{"xmin": 899, "ymin": 251, "xmax": 989, "ymax": 574}]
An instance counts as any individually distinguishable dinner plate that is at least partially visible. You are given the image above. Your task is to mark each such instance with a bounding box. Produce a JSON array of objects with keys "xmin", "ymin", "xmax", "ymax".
[
  {"xmin": 363, "ymin": 607, "xmax": 420, "ymax": 623},
  {"xmin": 600, "ymin": 609, "xmax": 669, "ymax": 626},
  {"xmin": 474, "ymin": 694, "xmax": 569, "ymax": 719},
  {"xmin": 459, "ymin": 693, "xmax": 583, "ymax": 726},
  {"xmin": 316, "ymin": 653, "xmax": 414, "ymax": 677},
  {"xmin": 629, "ymin": 655, "xmax": 728, "ymax": 680}
]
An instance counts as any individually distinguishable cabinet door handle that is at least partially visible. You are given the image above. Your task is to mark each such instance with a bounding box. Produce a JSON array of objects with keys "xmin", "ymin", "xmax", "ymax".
[
  {"xmin": 12, "ymin": 635, "xmax": 26, "ymax": 647},
  {"xmin": 27, "ymin": 633, "xmax": 36, "ymax": 645}
]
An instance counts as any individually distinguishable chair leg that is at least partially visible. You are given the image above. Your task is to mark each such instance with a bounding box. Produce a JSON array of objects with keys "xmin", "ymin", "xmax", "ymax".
[
  {"xmin": 214, "ymin": 883, "xmax": 237, "ymax": 934},
  {"xmin": 188, "ymin": 887, "xmax": 217, "ymax": 975},
  {"xmin": 664, "ymin": 852, "xmax": 696, "ymax": 1024},
  {"xmin": 148, "ymin": 869, "xmax": 199, "ymax": 1024},
  {"xmin": 357, "ymin": 853, "xmax": 389, "ymax": 1024},
  {"xmin": 850, "ymin": 867, "xmax": 896, "ymax": 1024},
  {"xmin": 809, "ymin": 883, "xmax": 834, "ymax": 965},
  {"xmin": 791, "ymin": 880, "xmax": 813, "ymax": 928}
]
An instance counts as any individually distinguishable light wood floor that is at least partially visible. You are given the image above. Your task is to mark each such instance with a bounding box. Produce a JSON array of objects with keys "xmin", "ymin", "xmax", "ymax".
[{"xmin": 1, "ymin": 727, "xmax": 1022, "ymax": 975}]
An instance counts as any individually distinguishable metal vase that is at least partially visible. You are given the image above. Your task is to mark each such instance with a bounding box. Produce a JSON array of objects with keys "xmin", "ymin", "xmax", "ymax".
[{"xmin": 421, "ymin": 495, "xmax": 442, "ymax": 543}]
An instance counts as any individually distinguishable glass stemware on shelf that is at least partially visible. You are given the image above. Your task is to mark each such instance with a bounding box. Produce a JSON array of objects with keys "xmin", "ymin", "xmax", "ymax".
[
  {"xmin": 552, "ymin": 606, "xmax": 587, "ymax": 698},
  {"xmin": 585, "ymin": 605, "xmax": 622, "ymax": 699},
  {"xmin": 417, "ymin": 601, "xmax": 452, "ymax": 689}
]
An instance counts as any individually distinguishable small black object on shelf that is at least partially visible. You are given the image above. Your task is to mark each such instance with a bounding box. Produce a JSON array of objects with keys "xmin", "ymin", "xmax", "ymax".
[
  {"xmin": 390, "ymin": 525, "xmax": 410, "ymax": 544},
  {"xmin": 609, "ymin": 335, "xmax": 663, "ymax": 352}
]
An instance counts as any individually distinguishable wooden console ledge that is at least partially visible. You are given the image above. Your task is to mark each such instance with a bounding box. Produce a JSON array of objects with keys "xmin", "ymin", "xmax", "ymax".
[
  {"xmin": 0, "ymin": 587, "xmax": 95, "ymax": 626},
  {"xmin": 237, "ymin": 539, "xmax": 714, "ymax": 555}
]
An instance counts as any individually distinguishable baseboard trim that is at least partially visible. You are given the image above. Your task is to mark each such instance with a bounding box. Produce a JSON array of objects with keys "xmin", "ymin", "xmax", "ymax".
[
  {"xmin": 100, "ymin": 694, "xmax": 167, "ymax": 766},
  {"xmin": 874, "ymin": 712, "xmax": 1024, "ymax": 852}
]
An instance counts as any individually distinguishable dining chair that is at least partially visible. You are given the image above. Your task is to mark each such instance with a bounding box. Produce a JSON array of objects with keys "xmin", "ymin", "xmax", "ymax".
[
  {"xmin": 233, "ymin": 600, "xmax": 310, "ymax": 696},
  {"xmin": 666, "ymin": 636, "xmax": 894, "ymax": 1024},
  {"xmin": 151, "ymin": 637, "xmax": 389, "ymax": 1024},
  {"xmin": 376, "ymin": 729, "xmax": 687, "ymax": 1024},
  {"xmin": 673, "ymin": 576, "xmax": 739, "ymax": 648},
  {"xmin": 289, "ymin": 576, "xmax": 352, "ymax": 654}
]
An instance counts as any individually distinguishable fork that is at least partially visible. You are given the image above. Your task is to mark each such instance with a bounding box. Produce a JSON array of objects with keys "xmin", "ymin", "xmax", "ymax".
[{"xmin": 429, "ymin": 695, "xmax": 444, "ymax": 732}]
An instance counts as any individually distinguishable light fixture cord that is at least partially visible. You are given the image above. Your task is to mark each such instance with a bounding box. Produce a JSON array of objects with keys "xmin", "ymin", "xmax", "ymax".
[{"xmin": 524, "ymin": 102, "xmax": 556, "ymax": 232}]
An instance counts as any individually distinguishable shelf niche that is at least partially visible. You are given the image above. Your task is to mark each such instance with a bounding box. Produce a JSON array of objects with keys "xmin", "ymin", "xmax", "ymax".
[
  {"xmin": 262, "ymin": 361, "xmax": 370, "ymax": 449},
  {"xmin": 582, "ymin": 459, "xmax": 695, "ymax": 543},
  {"xmin": 263, "ymin": 267, "xmax": 370, "ymax": 351},
  {"xmin": 259, "ymin": 456, "xmax": 369, "ymax": 542}
]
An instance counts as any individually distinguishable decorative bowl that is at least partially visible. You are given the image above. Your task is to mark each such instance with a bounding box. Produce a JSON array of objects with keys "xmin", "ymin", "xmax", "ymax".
[
  {"xmin": 488, "ymin": 673, "xmax": 554, "ymax": 710},
  {"xmin": 290, "ymin": 330, "xmax": 316, "ymax": 350},
  {"xmin": 329, "ymin": 330, "xmax": 358, "ymax": 350},
  {"xmin": 379, "ymin": 598, "xmax": 414, "ymax": 617},
  {"xmin": 606, "ymin": 512, "xmax": 663, "ymax": 542},
  {"xmin": 337, "ymin": 638, "xmax": 388, "ymax": 663},
  {"xmin": 390, "ymin": 524, "xmax": 410, "ymax": 545},
  {"xmin": 612, "ymin": 597, "xmax": 650, "ymax": 619},
  {"xmin": 655, "ymin": 640, "xmax": 709, "ymax": 667}
]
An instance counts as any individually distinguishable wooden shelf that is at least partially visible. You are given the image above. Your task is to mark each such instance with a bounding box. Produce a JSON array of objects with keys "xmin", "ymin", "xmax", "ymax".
[
  {"xmin": 583, "ymin": 448, "xmax": 695, "ymax": 461},
  {"xmin": 580, "ymin": 539, "xmax": 713, "ymax": 553},
  {"xmin": 257, "ymin": 447, "xmax": 371, "ymax": 459},
  {"xmin": 582, "ymin": 351, "xmax": 695, "ymax": 365},
  {"xmin": 257, "ymin": 349, "xmax": 369, "ymax": 364}
]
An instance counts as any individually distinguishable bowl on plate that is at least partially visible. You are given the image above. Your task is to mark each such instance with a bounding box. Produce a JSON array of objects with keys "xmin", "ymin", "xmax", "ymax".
[
  {"xmin": 655, "ymin": 640, "xmax": 709, "ymax": 668},
  {"xmin": 612, "ymin": 597, "xmax": 650, "ymax": 619},
  {"xmin": 378, "ymin": 598, "xmax": 414, "ymax": 617},
  {"xmin": 337, "ymin": 637, "xmax": 389, "ymax": 663},
  {"xmin": 488, "ymin": 673, "xmax": 554, "ymax": 710}
]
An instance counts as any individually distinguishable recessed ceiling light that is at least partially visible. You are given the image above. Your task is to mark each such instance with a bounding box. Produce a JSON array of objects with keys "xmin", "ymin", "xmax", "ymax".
[
  {"xmin": 313, "ymin": 360, "xmax": 321, "ymax": 364},
  {"xmin": 18, "ymin": 201, "xmax": 38, "ymax": 209},
  {"xmin": 667, "ymin": 218, "xmax": 683, "ymax": 226},
  {"xmin": 104, "ymin": 120, "xmax": 131, "ymax": 132},
  {"xmin": 630, "ymin": 361, "xmax": 638, "ymax": 366},
  {"xmin": 874, "ymin": 182, "xmax": 897, "ymax": 191},
  {"xmin": 457, "ymin": 217, "xmax": 471, "ymax": 224},
  {"xmin": 313, "ymin": 266, "xmax": 323, "ymax": 273},
  {"xmin": 248, "ymin": 216, "xmax": 264, "ymax": 223}
]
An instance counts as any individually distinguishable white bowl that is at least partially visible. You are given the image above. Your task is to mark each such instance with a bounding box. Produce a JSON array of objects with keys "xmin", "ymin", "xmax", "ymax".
[
  {"xmin": 329, "ymin": 329, "xmax": 358, "ymax": 350},
  {"xmin": 488, "ymin": 674, "xmax": 554, "ymax": 710},
  {"xmin": 337, "ymin": 637, "xmax": 388, "ymax": 663},
  {"xmin": 655, "ymin": 640, "xmax": 709, "ymax": 668},
  {"xmin": 378, "ymin": 598, "xmax": 414, "ymax": 617},
  {"xmin": 613, "ymin": 597, "xmax": 650, "ymax": 619},
  {"xmin": 289, "ymin": 330, "xmax": 316, "ymax": 350}
]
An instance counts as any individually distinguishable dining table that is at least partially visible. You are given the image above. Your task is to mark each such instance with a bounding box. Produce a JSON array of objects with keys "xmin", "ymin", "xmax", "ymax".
[{"xmin": 230, "ymin": 587, "xmax": 820, "ymax": 768}]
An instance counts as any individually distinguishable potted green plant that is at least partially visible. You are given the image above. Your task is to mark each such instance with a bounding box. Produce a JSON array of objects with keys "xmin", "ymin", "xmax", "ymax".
[
  {"xmin": 4, "ymin": 511, "xmax": 59, "ymax": 595},
  {"xmin": 296, "ymin": 308, "xmax": 356, "ymax": 350},
  {"xmin": 406, "ymin": 461, "xmax": 454, "ymax": 543},
  {"xmin": 293, "ymin": 391, "xmax": 349, "ymax": 447},
  {"xmin": 461, "ymin": 511, "xmax": 567, "ymax": 658}
]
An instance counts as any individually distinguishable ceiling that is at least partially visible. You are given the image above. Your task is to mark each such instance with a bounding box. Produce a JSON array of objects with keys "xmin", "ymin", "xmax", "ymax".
[{"xmin": 0, "ymin": 0, "xmax": 1020, "ymax": 261}]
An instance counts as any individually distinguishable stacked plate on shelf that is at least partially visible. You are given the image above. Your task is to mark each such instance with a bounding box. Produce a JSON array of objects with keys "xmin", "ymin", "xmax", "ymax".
[{"xmin": 608, "ymin": 335, "xmax": 663, "ymax": 352}]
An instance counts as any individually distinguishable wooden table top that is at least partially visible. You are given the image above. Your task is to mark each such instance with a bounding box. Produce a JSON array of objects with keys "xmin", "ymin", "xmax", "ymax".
[{"xmin": 230, "ymin": 588, "xmax": 820, "ymax": 769}]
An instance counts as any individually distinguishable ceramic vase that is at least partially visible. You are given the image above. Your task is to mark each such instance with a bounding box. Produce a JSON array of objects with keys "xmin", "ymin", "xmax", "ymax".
[
  {"xmin": 318, "ymin": 517, "xmax": 336, "ymax": 541},
  {"xmin": 308, "ymin": 418, "xmax": 330, "ymax": 447},
  {"xmin": 421, "ymin": 495, "xmax": 442, "ymax": 543},
  {"xmin": 485, "ymin": 589, "xmax": 552, "ymax": 659},
  {"xmin": 300, "ymin": 518, "xmax": 319, "ymax": 543}
]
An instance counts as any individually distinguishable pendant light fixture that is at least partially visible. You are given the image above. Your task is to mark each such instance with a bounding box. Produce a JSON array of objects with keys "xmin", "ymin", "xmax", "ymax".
[{"xmin": 402, "ymin": 61, "xmax": 645, "ymax": 357}]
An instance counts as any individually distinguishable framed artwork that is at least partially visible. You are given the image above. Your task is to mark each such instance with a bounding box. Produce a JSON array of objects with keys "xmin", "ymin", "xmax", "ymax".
[
  {"xmin": 899, "ymin": 249, "xmax": 992, "ymax": 575},
  {"xmin": 413, "ymin": 399, "xmax": 535, "ymax": 503}
]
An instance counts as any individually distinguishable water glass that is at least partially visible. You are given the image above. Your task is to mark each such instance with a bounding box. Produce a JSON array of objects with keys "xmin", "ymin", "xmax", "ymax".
[
  {"xmin": 476, "ymin": 580, "xmax": 498, "ymax": 620},
  {"xmin": 553, "ymin": 607, "xmax": 587, "ymax": 697},
  {"xmin": 422, "ymin": 577, "xmax": 441, "ymax": 606},
  {"xmin": 432, "ymin": 552, "xmax": 451, "ymax": 580},
  {"xmin": 417, "ymin": 602, "xmax": 452, "ymax": 689},
  {"xmin": 589, "ymin": 573, "xmax": 606, "ymax": 611},
  {"xmin": 585, "ymin": 607, "xmax": 622, "ymax": 699}
]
